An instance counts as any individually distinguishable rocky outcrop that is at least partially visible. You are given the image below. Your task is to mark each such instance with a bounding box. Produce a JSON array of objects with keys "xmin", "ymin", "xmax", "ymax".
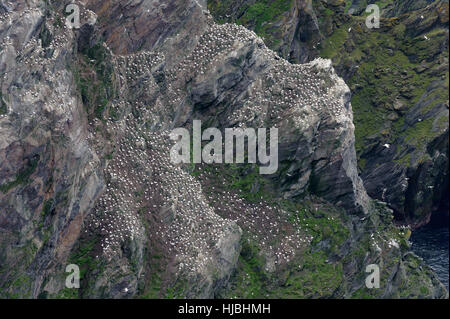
[
  {"xmin": 0, "ymin": 0, "xmax": 104, "ymax": 298},
  {"xmin": 384, "ymin": 0, "xmax": 436, "ymax": 17},
  {"xmin": 345, "ymin": 1, "xmax": 449, "ymax": 228},
  {"xmin": 208, "ymin": 0, "xmax": 324, "ymax": 63},
  {"xmin": 82, "ymin": 0, "xmax": 370, "ymax": 213},
  {"xmin": 208, "ymin": 0, "xmax": 449, "ymax": 228}
]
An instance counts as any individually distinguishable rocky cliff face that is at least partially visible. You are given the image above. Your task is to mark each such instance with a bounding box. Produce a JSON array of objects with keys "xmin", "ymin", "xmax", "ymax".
[
  {"xmin": 208, "ymin": 0, "xmax": 449, "ymax": 228},
  {"xmin": 0, "ymin": 0, "xmax": 105, "ymax": 297},
  {"xmin": 0, "ymin": 0, "xmax": 447, "ymax": 298}
]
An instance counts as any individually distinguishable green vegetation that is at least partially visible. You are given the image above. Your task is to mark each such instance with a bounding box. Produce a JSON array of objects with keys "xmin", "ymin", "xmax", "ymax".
[
  {"xmin": 236, "ymin": 0, "xmax": 293, "ymax": 34},
  {"xmin": 0, "ymin": 91, "xmax": 7, "ymax": 115},
  {"xmin": 223, "ymin": 233, "xmax": 267, "ymax": 298},
  {"xmin": 224, "ymin": 227, "xmax": 346, "ymax": 298},
  {"xmin": 289, "ymin": 205, "xmax": 350, "ymax": 252},
  {"xmin": 165, "ymin": 279, "xmax": 189, "ymax": 299},
  {"xmin": 209, "ymin": 0, "xmax": 449, "ymax": 174},
  {"xmin": 53, "ymin": 287, "xmax": 79, "ymax": 299},
  {"xmin": 319, "ymin": 26, "xmax": 349, "ymax": 59},
  {"xmin": 188, "ymin": 159, "xmax": 356, "ymax": 298},
  {"xmin": 73, "ymin": 44, "xmax": 115, "ymax": 120},
  {"xmin": 38, "ymin": 22, "xmax": 52, "ymax": 48},
  {"xmin": 402, "ymin": 118, "xmax": 435, "ymax": 150},
  {"xmin": 275, "ymin": 250, "xmax": 344, "ymax": 298},
  {"xmin": 68, "ymin": 238, "xmax": 102, "ymax": 287},
  {"xmin": 0, "ymin": 240, "xmax": 38, "ymax": 298},
  {"xmin": 229, "ymin": 164, "xmax": 272, "ymax": 202},
  {"xmin": 345, "ymin": 30, "xmax": 440, "ymax": 155},
  {"xmin": 139, "ymin": 254, "xmax": 165, "ymax": 298},
  {"xmin": 138, "ymin": 242, "xmax": 168, "ymax": 299},
  {"xmin": 208, "ymin": 0, "xmax": 293, "ymax": 48},
  {"xmin": 0, "ymin": 157, "xmax": 39, "ymax": 193},
  {"xmin": 314, "ymin": 6, "xmax": 449, "ymax": 170},
  {"xmin": 42, "ymin": 198, "xmax": 54, "ymax": 216},
  {"xmin": 421, "ymin": 88, "xmax": 448, "ymax": 115},
  {"xmin": 1, "ymin": 274, "xmax": 33, "ymax": 299}
]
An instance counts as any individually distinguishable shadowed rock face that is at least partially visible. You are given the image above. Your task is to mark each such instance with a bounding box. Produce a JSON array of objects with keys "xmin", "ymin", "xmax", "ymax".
[
  {"xmin": 384, "ymin": 0, "xmax": 436, "ymax": 17},
  {"xmin": 84, "ymin": 0, "xmax": 369, "ymax": 214},
  {"xmin": 0, "ymin": 0, "xmax": 105, "ymax": 297},
  {"xmin": 354, "ymin": 1, "xmax": 449, "ymax": 229},
  {"xmin": 206, "ymin": 0, "xmax": 323, "ymax": 63},
  {"xmin": 0, "ymin": 0, "xmax": 447, "ymax": 298},
  {"xmin": 207, "ymin": 0, "xmax": 449, "ymax": 229}
]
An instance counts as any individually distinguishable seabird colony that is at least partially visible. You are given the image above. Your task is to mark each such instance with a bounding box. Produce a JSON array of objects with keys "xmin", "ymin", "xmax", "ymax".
[
  {"xmin": 81, "ymin": 19, "xmax": 347, "ymax": 274},
  {"xmin": 1, "ymin": 4, "xmax": 348, "ymax": 275}
]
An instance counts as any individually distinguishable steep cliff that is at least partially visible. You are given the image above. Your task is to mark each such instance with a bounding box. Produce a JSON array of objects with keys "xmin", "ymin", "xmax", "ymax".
[
  {"xmin": 0, "ymin": 0, "xmax": 104, "ymax": 298},
  {"xmin": 0, "ymin": 0, "xmax": 447, "ymax": 298},
  {"xmin": 208, "ymin": 0, "xmax": 449, "ymax": 228}
]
